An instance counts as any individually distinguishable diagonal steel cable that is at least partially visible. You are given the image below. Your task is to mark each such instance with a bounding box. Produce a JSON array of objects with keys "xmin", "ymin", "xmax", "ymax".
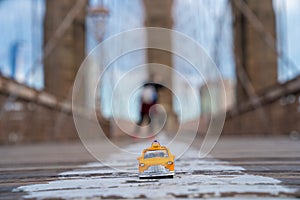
[{"xmin": 233, "ymin": 0, "xmax": 300, "ymax": 72}]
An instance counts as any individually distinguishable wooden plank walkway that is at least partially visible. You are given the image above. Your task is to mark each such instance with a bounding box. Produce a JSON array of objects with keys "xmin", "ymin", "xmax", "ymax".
[{"xmin": 0, "ymin": 137, "xmax": 299, "ymax": 199}]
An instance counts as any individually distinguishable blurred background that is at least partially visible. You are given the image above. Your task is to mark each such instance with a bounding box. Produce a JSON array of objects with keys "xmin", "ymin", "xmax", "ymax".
[{"xmin": 0, "ymin": 0, "xmax": 300, "ymax": 144}]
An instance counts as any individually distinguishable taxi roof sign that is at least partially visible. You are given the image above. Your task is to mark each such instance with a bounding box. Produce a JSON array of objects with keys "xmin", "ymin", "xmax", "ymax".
[{"xmin": 151, "ymin": 140, "xmax": 161, "ymax": 149}]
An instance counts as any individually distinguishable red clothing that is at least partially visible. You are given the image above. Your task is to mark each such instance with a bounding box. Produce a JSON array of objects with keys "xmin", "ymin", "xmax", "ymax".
[{"xmin": 141, "ymin": 102, "xmax": 155, "ymax": 114}]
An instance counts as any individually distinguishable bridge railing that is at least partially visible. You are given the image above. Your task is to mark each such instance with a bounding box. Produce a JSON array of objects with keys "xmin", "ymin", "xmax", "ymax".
[{"xmin": 0, "ymin": 76, "xmax": 110, "ymax": 144}]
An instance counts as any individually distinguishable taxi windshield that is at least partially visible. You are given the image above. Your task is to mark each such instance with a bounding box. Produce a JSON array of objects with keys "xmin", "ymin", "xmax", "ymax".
[{"xmin": 144, "ymin": 149, "xmax": 168, "ymax": 159}]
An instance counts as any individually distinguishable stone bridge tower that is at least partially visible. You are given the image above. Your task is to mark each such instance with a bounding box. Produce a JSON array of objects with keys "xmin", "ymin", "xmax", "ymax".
[{"xmin": 143, "ymin": 0, "xmax": 178, "ymax": 132}]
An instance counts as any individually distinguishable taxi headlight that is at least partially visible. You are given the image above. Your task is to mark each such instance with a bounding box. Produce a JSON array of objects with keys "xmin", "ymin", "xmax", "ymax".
[
  {"xmin": 139, "ymin": 163, "xmax": 145, "ymax": 167},
  {"xmin": 167, "ymin": 161, "xmax": 173, "ymax": 165}
]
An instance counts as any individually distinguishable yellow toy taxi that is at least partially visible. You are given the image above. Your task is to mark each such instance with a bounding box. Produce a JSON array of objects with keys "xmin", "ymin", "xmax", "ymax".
[{"xmin": 137, "ymin": 140, "xmax": 175, "ymax": 179}]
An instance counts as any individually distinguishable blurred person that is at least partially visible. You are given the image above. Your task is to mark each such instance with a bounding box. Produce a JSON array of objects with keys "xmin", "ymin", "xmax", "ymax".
[{"xmin": 134, "ymin": 75, "xmax": 163, "ymax": 137}]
